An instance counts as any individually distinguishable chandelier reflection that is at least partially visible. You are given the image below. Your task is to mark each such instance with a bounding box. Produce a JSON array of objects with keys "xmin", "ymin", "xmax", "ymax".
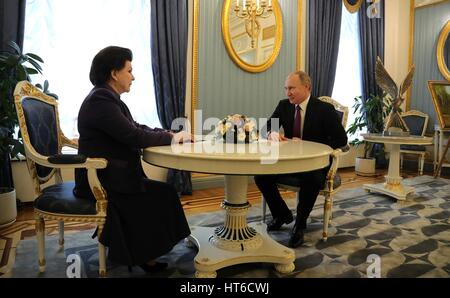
[{"xmin": 234, "ymin": 0, "xmax": 274, "ymax": 48}]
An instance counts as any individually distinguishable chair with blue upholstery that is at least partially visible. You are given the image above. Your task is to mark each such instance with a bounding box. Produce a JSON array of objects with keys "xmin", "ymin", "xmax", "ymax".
[
  {"xmin": 261, "ymin": 96, "xmax": 349, "ymax": 242},
  {"xmin": 400, "ymin": 110, "xmax": 429, "ymax": 175},
  {"xmin": 14, "ymin": 81, "xmax": 109, "ymax": 277}
]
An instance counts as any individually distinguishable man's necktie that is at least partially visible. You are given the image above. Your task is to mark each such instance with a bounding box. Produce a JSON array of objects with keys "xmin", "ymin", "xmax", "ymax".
[{"xmin": 293, "ymin": 105, "xmax": 302, "ymax": 138}]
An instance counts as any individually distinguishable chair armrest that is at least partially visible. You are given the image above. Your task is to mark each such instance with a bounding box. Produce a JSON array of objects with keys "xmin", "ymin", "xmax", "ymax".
[
  {"xmin": 48, "ymin": 154, "xmax": 87, "ymax": 164},
  {"xmin": 25, "ymin": 146, "xmax": 107, "ymax": 169},
  {"xmin": 61, "ymin": 134, "xmax": 79, "ymax": 150},
  {"xmin": 26, "ymin": 146, "xmax": 108, "ymax": 212},
  {"xmin": 324, "ymin": 148, "xmax": 343, "ymax": 191}
]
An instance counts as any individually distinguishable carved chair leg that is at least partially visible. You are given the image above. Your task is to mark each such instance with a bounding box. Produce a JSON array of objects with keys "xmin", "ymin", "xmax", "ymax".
[
  {"xmin": 400, "ymin": 154, "xmax": 404, "ymax": 170},
  {"xmin": 261, "ymin": 195, "xmax": 267, "ymax": 223},
  {"xmin": 419, "ymin": 154, "xmax": 425, "ymax": 176},
  {"xmin": 35, "ymin": 215, "xmax": 46, "ymax": 272},
  {"xmin": 323, "ymin": 194, "xmax": 332, "ymax": 242},
  {"xmin": 329, "ymin": 196, "xmax": 334, "ymax": 223},
  {"xmin": 58, "ymin": 221, "xmax": 65, "ymax": 246},
  {"xmin": 97, "ymin": 224, "xmax": 107, "ymax": 277}
]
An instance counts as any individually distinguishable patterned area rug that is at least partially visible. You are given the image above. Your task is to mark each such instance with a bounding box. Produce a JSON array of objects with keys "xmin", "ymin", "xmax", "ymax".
[{"xmin": 2, "ymin": 175, "xmax": 450, "ymax": 278}]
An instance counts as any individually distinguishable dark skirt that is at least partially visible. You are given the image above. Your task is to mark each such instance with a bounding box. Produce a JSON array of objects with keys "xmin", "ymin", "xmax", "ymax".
[{"xmin": 99, "ymin": 178, "xmax": 191, "ymax": 266}]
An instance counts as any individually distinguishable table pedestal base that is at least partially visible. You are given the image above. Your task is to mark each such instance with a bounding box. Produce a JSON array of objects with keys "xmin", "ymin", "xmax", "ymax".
[
  {"xmin": 362, "ymin": 143, "xmax": 416, "ymax": 201},
  {"xmin": 363, "ymin": 182, "xmax": 415, "ymax": 201},
  {"xmin": 188, "ymin": 223, "xmax": 295, "ymax": 278}
]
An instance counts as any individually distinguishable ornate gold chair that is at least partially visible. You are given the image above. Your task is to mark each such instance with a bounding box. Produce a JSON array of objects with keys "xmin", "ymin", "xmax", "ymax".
[
  {"xmin": 400, "ymin": 110, "xmax": 429, "ymax": 175},
  {"xmin": 261, "ymin": 96, "xmax": 349, "ymax": 241},
  {"xmin": 14, "ymin": 81, "xmax": 109, "ymax": 277}
]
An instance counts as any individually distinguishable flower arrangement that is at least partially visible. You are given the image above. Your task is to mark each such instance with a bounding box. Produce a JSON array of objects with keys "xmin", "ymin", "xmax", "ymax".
[{"xmin": 216, "ymin": 114, "xmax": 258, "ymax": 143}]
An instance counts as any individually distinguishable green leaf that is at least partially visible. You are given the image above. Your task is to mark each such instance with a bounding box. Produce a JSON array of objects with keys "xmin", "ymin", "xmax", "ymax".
[
  {"xmin": 25, "ymin": 53, "xmax": 44, "ymax": 63},
  {"xmin": 0, "ymin": 54, "xmax": 9, "ymax": 62},
  {"xmin": 47, "ymin": 92, "xmax": 58, "ymax": 100},
  {"xmin": 17, "ymin": 64, "xmax": 27, "ymax": 80},
  {"xmin": 10, "ymin": 139, "xmax": 24, "ymax": 158},
  {"xmin": 5, "ymin": 54, "xmax": 20, "ymax": 66},
  {"xmin": 26, "ymin": 67, "xmax": 39, "ymax": 75},
  {"xmin": 27, "ymin": 58, "xmax": 43, "ymax": 74},
  {"xmin": 7, "ymin": 41, "xmax": 21, "ymax": 54}
]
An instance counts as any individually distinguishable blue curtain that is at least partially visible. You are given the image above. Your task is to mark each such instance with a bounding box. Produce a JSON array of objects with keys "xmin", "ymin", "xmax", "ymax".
[
  {"xmin": 0, "ymin": 0, "xmax": 26, "ymax": 51},
  {"xmin": 308, "ymin": 0, "xmax": 343, "ymax": 97},
  {"xmin": 359, "ymin": 0, "xmax": 386, "ymax": 168},
  {"xmin": 358, "ymin": 0, "xmax": 385, "ymax": 101},
  {"xmin": 150, "ymin": 0, "xmax": 192, "ymax": 195},
  {"xmin": 0, "ymin": 0, "xmax": 26, "ymax": 188}
]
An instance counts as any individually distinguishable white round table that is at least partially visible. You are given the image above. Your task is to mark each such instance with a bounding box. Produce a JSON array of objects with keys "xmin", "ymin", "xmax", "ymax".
[
  {"xmin": 143, "ymin": 140, "xmax": 333, "ymax": 278},
  {"xmin": 362, "ymin": 133, "xmax": 433, "ymax": 201}
]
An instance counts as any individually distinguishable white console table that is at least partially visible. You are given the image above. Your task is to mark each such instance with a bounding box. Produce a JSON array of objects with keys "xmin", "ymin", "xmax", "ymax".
[
  {"xmin": 362, "ymin": 133, "xmax": 433, "ymax": 201},
  {"xmin": 434, "ymin": 125, "xmax": 450, "ymax": 173}
]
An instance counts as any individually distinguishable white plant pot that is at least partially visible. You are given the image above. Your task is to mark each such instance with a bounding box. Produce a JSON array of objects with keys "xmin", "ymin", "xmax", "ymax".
[
  {"xmin": 0, "ymin": 188, "xmax": 17, "ymax": 228},
  {"xmin": 355, "ymin": 157, "xmax": 377, "ymax": 176}
]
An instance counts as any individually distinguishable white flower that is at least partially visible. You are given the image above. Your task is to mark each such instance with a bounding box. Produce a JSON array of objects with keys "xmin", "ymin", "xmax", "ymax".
[
  {"xmin": 244, "ymin": 121, "xmax": 255, "ymax": 132},
  {"xmin": 238, "ymin": 131, "xmax": 246, "ymax": 142},
  {"xmin": 216, "ymin": 114, "xmax": 258, "ymax": 143},
  {"xmin": 217, "ymin": 123, "xmax": 226, "ymax": 135}
]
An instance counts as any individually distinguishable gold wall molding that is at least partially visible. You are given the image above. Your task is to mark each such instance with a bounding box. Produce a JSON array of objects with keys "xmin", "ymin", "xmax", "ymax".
[
  {"xmin": 221, "ymin": 0, "xmax": 283, "ymax": 73},
  {"xmin": 191, "ymin": 0, "xmax": 200, "ymax": 134},
  {"xmin": 437, "ymin": 20, "xmax": 450, "ymax": 81},
  {"xmin": 407, "ymin": 0, "xmax": 415, "ymax": 110},
  {"xmin": 415, "ymin": 0, "xmax": 450, "ymax": 9},
  {"xmin": 407, "ymin": 0, "xmax": 450, "ymax": 109},
  {"xmin": 297, "ymin": 0, "xmax": 303, "ymax": 71}
]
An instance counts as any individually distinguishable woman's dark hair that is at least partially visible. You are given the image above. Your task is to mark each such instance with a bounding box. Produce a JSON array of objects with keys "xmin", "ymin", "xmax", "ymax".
[{"xmin": 89, "ymin": 46, "xmax": 133, "ymax": 86}]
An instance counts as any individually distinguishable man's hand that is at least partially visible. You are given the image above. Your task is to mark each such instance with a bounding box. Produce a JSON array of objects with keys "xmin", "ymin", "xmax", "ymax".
[
  {"xmin": 268, "ymin": 132, "xmax": 288, "ymax": 142},
  {"xmin": 172, "ymin": 131, "xmax": 193, "ymax": 144}
]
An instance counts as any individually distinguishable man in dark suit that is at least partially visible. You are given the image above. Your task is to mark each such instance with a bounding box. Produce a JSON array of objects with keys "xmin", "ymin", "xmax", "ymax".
[{"xmin": 255, "ymin": 71, "xmax": 347, "ymax": 248}]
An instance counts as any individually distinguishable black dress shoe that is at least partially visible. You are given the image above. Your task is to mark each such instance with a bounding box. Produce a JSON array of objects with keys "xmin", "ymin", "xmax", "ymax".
[
  {"xmin": 267, "ymin": 213, "xmax": 294, "ymax": 231},
  {"xmin": 139, "ymin": 262, "xmax": 168, "ymax": 273},
  {"xmin": 288, "ymin": 226, "xmax": 304, "ymax": 248},
  {"xmin": 128, "ymin": 262, "xmax": 168, "ymax": 273}
]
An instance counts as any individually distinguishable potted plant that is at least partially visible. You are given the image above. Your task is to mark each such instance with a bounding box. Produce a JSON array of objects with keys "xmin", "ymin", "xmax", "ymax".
[
  {"xmin": 0, "ymin": 41, "xmax": 44, "ymax": 227},
  {"xmin": 347, "ymin": 94, "xmax": 391, "ymax": 176}
]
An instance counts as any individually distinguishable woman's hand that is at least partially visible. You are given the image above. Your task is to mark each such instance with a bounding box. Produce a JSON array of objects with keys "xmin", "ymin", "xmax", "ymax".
[
  {"xmin": 268, "ymin": 132, "xmax": 288, "ymax": 142},
  {"xmin": 172, "ymin": 131, "xmax": 193, "ymax": 144}
]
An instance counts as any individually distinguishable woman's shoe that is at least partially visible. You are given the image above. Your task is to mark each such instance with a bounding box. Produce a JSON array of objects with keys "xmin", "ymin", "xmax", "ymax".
[{"xmin": 138, "ymin": 262, "xmax": 168, "ymax": 273}]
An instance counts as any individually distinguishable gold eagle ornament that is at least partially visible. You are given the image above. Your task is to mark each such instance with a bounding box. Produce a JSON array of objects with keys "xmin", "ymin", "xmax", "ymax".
[{"xmin": 375, "ymin": 57, "xmax": 415, "ymax": 135}]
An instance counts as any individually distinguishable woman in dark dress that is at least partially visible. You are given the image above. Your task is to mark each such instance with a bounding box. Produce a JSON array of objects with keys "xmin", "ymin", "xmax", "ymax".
[{"xmin": 74, "ymin": 46, "xmax": 192, "ymax": 272}]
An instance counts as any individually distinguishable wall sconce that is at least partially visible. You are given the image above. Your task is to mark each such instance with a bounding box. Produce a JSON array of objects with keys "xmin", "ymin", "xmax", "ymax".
[{"xmin": 234, "ymin": 0, "xmax": 274, "ymax": 48}]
